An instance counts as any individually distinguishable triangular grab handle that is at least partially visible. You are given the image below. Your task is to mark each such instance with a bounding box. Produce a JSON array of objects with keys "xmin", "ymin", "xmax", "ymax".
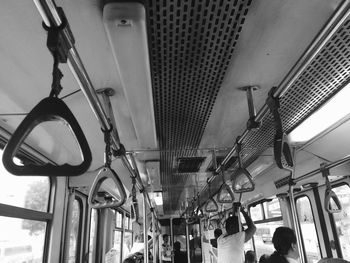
[
  {"xmin": 205, "ymin": 197, "xmax": 219, "ymax": 212},
  {"xmin": 324, "ymin": 188, "xmax": 342, "ymax": 214},
  {"xmin": 88, "ymin": 166, "xmax": 127, "ymax": 209},
  {"xmin": 217, "ymin": 183, "xmax": 235, "ymax": 203},
  {"xmin": 2, "ymin": 97, "xmax": 92, "ymax": 176},
  {"xmin": 274, "ymin": 132, "xmax": 294, "ymax": 169},
  {"xmin": 232, "ymin": 168, "xmax": 255, "ymax": 193}
]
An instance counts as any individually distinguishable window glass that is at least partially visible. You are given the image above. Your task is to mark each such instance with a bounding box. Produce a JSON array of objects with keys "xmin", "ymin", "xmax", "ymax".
[
  {"xmin": 67, "ymin": 199, "xmax": 81, "ymax": 263},
  {"xmin": 263, "ymin": 199, "xmax": 282, "ymax": 219},
  {"xmin": 89, "ymin": 209, "xmax": 98, "ymax": 263},
  {"xmin": 116, "ymin": 211, "xmax": 122, "ymax": 228},
  {"xmin": 250, "ymin": 205, "xmax": 263, "ymax": 221},
  {"xmin": 113, "ymin": 231, "xmax": 122, "ymax": 263},
  {"xmin": 0, "ymin": 216, "xmax": 46, "ymax": 262},
  {"xmin": 332, "ymin": 185, "xmax": 350, "ymax": 261},
  {"xmin": 125, "ymin": 216, "xmax": 130, "ymax": 230},
  {"xmin": 254, "ymin": 221, "xmax": 284, "ymax": 259},
  {"xmin": 123, "ymin": 232, "xmax": 133, "ymax": 260},
  {"xmin": 296, "ymin": 196, "xmax": 321, "ymax": 263},
  {"xmin": 0, "ymin": 151, "xmax": 50, "ymax": 212}
]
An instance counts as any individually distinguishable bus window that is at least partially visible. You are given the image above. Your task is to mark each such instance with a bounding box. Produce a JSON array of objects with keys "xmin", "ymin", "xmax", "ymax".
[
  {"xmin": 89, "ymin": 209, "xmax": 98, "ymax": 263},
  {"xmin": 113, "ymin": 210, "xmax": 123, "ymax": 263},
  {"xmin": 331, "ymin": 184, "xmax": 350, "ymax": 261},
  {"xmin": 0, "ymin": 150, "xmax": 51, "ymax": 263},
  {"xmin": 0, "ymin": 216, "xmax": 46, "ymax": 262},
  {"xmin": 67, "ymin": 199, "xmax": 82, "ymax": 263},
  {"xmin": 0, "ymin": 152, "xmax": 50, "ymax": 211},
  {"xmin": 249, "ymin": 198, "xmax": 283, "ymax": 259},
  {"xmin": 296, "ymin": 196, "xmax": 321, "ymax": 263}
]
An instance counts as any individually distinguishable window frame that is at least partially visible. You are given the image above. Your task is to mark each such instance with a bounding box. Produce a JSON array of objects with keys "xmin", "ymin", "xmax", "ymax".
[
  {"xmin": 328, "ymin": 182, "xmax": 350, "ymax": 259},
  {"xmin": 247, "ymin": 198, "xmax": 284, "ymax": 255},
  {"xmin": 295, "ymin": 194, "xmax": 323, "ymax": 262},
  {"xmin": 113, "ymin": 208, "xmax": 133, "ymax": 263}
]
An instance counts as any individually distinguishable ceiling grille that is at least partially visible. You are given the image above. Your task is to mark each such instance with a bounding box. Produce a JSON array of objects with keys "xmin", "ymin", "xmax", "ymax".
[
  {"xmin": 147, "ymin": 0, "xmax": 253, "ymax": 211},
  {"xmin": 207, "ymin": 18, "xmax": 350, "ymax": 199}
]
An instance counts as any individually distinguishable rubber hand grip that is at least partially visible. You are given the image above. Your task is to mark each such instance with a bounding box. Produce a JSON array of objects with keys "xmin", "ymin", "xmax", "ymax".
[{"xmin": 2, "ymin": 97, "xmax": 92, "ymax": 176}]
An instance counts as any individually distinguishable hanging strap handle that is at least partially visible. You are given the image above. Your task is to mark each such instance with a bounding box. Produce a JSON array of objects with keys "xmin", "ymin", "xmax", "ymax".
[
  {"xmin": 88, "ymin": 128, "xmax": 126, "ymax": 209},
  {"xmin": 232, "ymin": 138, "xmax": 255, "ymax": 193},
  {"xmin": 321, "ymin": 165, "xmax": 342, "ymax": 213},
  {"xmin": 2, "ymin": 97, "xmax": 92, "ymax": 176},
  {"xmin": 266, "ymin": 87, "xmax": 294, "ymax": 169},
  {"xmin": 205, "ymin": 182, "xmax": 219, "ymax": 212}
]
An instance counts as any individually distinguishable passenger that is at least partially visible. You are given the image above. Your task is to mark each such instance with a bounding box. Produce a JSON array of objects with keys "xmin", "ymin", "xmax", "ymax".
[
  {"xmin": 268, "ymin": 227, "xmax": 299, "ymax": 263},
  {"xmin": 217, "ymin": 206, "xmax": 256, "ymax": 263},
  {"xmin": 189, "ymin": 228, "xmax": 202, "ymax": 262},
  {"xmin": 162, "ymin": 234, "xmax": 172, "ymax": 263},
  {"xmin": 245, "ymin": 250, "xmax": 257, "ymax": 263},
  {"xmin": 174, "ymin": 241, "xmax": 187, "ymax": 263},
  {"xmin": 259, "ymin": 254, "xmax": 270, "ymax": 263},
  {"xmin": 210, "ymin": 228, "xmax": 223, "ymax": 248}
]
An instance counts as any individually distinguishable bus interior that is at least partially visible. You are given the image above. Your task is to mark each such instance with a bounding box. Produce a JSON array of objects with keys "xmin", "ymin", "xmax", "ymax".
[{"xmin": 0, "ymin": 0, "xmax": 350, "ymax": 263}]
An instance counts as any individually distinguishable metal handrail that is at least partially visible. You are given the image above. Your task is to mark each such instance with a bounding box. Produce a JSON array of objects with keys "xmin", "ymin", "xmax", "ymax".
[
  {"xmin": 197, "ymin": 0, "xmax": 350, "ymax": 200},
  {"xmin": 33, "ymin": 0, "xmax": 157, "ymax": 220}
]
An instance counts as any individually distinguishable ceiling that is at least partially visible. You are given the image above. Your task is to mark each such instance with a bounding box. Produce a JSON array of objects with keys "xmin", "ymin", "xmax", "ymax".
[{"xmin": 0, "ymin": 0, "xmax": 349, "ymax": 216}]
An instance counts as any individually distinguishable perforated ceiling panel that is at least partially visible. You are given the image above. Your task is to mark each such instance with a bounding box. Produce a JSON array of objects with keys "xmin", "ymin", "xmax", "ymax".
[
  {"xmin": 147, "ymin": 0, "xmax": 252, "ymax": 212},
  {"xmin": 207, "ymin": 19, "xmax": 350, "ymax": 199}
]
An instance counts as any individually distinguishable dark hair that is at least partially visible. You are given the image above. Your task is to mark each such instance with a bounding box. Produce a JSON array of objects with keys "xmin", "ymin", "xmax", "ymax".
[
  {"xmin": 258, "ymin": 254, "xmax": 270, "ymax": 263},
  {"xmin": 245, "ymin": 250, "xmax": 256, "ymax": 262},
  {"xmin": 225, "ymin": 216, "xmax": 239, "ymax": 233},
  {"xmin": 269, "ymin": 227, "xmax": 297, "ymax": 263},
  {"xmin": 163, "ymin": 234, "xmax": 169, "ymax": 239},
  {"xmin": 214, "ymin": 228, "xmax": 222, "ymax": 238},
  {"xmin": 174, "ymin": 241, "xmax": 181, "ymax": 251}
]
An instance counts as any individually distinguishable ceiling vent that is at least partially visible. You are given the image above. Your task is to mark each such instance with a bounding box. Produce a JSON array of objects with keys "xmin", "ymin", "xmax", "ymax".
[{"xmin": 177, "ymin": 157, "xmax": 206, "ymax": 173}]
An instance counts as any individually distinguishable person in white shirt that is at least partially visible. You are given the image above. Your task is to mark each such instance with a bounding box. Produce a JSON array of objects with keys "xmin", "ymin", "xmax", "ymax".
[
  {"xmin": 217, "ymin": 206, "xmax": 256, "ymax": 263},
  {"xmin": 268, "ymin": 227, "xmax": 300, "ymax": 263},
  {"xmin": 162, "ymin": 234, "xmax": 172, "ymax": 263}
]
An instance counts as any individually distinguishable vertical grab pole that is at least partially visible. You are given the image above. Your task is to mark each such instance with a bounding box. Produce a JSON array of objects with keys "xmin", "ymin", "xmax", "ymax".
[
  {"xmin": 186, "ymin": 223, "xmax": 191, "ymax": 263},
  {"xmin": 63, "ymin": 189, "xmax": 75, "ymax": 263},
  {"xmin": 143, "ymin": 195, "xmax": 149, "ymax": 263},
  {"xmin": 152, "ymin": 212, "xmax": 157, "ymax": 263},
  {"xmin": 288, "ymin": 148, "xmax": 305, "ymax": 263},
  {"xmin": 170, "ymin": 218, "xmax": 174, "ymax": 263}
]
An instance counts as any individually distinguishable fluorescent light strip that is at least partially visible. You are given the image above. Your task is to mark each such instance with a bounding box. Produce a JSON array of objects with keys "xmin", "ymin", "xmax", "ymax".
[{"xmin": 289, "ymin": 82, "xmax": 350, "ymax": 143}]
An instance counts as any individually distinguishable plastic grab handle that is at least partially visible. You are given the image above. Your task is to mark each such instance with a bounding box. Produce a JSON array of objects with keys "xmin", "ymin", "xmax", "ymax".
[
  {"xmin": 2, "ymin": 97, "xmax": 92, "ymax": 176},
  {"xmin": 88, "ymin": 166, "xmax": 127, "ymax": 209},
  {"xmin": 205, "ymin": 197, "xmax": 219, "ymax": 212},
  {"xmin": 232, "ymin": 167, "xmax": 255, "ymax": 193},
  {"xmin": 217, "ymin": 183, "xmax": 235, "ymax": 203},
  {"xmin": 324, "ymin": 188, "xmax": 342, "ymax": 213}
]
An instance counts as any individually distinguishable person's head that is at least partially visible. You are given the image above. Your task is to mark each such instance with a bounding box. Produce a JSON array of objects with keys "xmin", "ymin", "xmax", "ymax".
[
  {"xmin": 174, "ymin": 241, "xmax": 181, "ymax": 252},
  {"xmin": 214, "ymin": 228, "xmax": 223, "ymax": 239},
  {"xmin": 191, "ymin": 228, "xmax": 198, "ymax": 237},
  {"xmin": 225, "ymin": 215, "xmax": 240, "ymax": 235},
  {"xmin": 259, "ymin": 254, "xmax": 270, "ymax": 263},
  {"xmin": 272, "ymin": 227, "xmax": 299, "ymax": 259},
  {"xmin": 244, "ymin": 250, "xmax": 257, "ymax": 263},
  {"xmin": 163, "ymin": 234, "xmax": 169, "ymax": 243}
]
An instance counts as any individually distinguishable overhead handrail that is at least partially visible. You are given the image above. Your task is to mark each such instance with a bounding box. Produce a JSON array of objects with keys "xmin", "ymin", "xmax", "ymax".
[
  {"xmin": 88, "ymin": 128, "xmax": 126, "ymax": 209},
  {"xmin": 321, "ymin": 164, "xmax": 342, "ymax": 214},
  {"xmin": 205, "ymin": 183, "xmax": 219, "ymax": 213},
  {"xmin": 232, "ymin": 138, "xmax": 255, "ymax": 193},
  {"xmin": 190, "ymin": 0, "xmax": 350, "ymax": 212},
  {"xmin": 2, "ymin": 10, "xmax": 92, "ymax": 176},
  {"xmin": 266, "ymin": 87, "xmax": 294, "ymax": 169},
  {"xmin": 33, "ymin": 0, "xmax": 158, "ymax": 221}
]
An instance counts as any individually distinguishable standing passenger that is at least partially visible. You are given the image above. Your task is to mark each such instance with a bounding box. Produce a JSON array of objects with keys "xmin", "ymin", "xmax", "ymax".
[
  {"xmin": 162, "ymin": 234, "xmax": 172, "ymax": 263},
  {"xmin": 210, "ymin": 228, "xmax": 223, "ymax": 248},
  {"xmin": 217, "ymin": 206, "xmax": 256, "ymax": 263},
  {"xmin": 268, "ymin": 227, "xmax": 299, "ymax": 263}
]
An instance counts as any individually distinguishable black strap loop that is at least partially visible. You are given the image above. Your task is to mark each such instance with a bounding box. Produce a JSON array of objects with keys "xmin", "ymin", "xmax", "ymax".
[{"xmin": 266, "ymin": 87, "xmax": 294, "ymax": 169}]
